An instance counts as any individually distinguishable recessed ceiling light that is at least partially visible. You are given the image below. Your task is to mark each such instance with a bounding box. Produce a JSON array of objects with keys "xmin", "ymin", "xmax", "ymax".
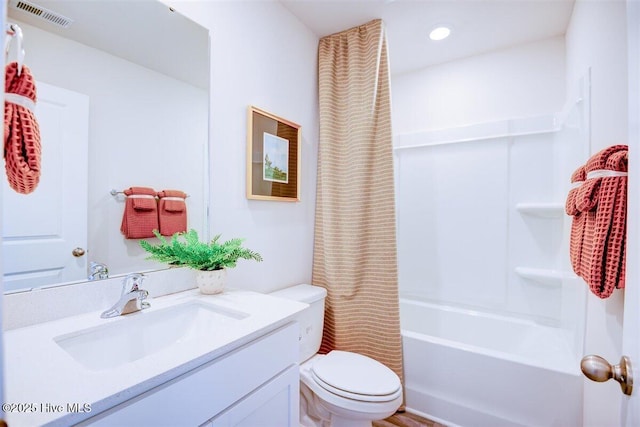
[{"xmin": 429, "ymin": 26, "xmax": 451, "ymax": 41}]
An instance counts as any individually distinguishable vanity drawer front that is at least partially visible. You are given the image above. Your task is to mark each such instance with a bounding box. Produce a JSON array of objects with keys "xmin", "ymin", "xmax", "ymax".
[{"xmin": 82, "ymin": 322, "xmax": 299, "ymax": 426}]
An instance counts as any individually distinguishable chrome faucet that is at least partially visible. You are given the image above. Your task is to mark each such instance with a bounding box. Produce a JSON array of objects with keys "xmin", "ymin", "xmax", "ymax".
[
  {"xmin": 88, "ymin": 261, "xmax": 109, "ymax": 281},
  {"xmin": 100, "ymin": 273, "xmax": 150, "ymax": 318}
]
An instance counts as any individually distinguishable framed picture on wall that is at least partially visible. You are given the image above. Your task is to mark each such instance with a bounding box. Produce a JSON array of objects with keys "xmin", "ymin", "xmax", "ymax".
[
  {"xmin": 262, "ymin": 133, "xmax": 289, "ymax": 184},
  {"xmin": 247, "ymin": 106, "xmax": 301, "ymax": 201}
]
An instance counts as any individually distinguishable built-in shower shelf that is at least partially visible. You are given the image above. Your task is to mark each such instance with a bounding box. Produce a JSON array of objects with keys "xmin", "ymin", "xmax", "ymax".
[
  {"xmin": 515, "ymin": 267, "xmax": 577, "ymax": 287},
  {"xmin": 516, "ymin": 203, "xmax": 565, "ymax": 218}
]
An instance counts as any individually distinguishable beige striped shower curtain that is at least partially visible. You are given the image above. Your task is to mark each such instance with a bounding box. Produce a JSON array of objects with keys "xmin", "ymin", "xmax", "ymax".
[{"xmin": 312, "ymin": 19, "xmax": 404, "ymax": 390}]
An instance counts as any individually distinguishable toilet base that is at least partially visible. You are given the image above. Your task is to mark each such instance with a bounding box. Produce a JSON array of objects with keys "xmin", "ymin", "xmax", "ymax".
[{"xmin": 300, "ymin": 381, "xmax": 377, "ymax": 427}]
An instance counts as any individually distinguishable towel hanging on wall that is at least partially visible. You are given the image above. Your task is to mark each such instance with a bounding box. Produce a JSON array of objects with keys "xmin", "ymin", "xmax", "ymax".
[
  {"xmin": 120, "ymin": 186, "xmax": 159, "ymax": 239},
  {"xmin": 4, "ymin": 61, "xmax": 41, "ymax": 194},
  {"xmin": 566, "ymin": 145, "xmax": 628, "ymax": 299},
  {"xmin": 157, "ymin": 189, "xmax": 188, "ymax": 236}
]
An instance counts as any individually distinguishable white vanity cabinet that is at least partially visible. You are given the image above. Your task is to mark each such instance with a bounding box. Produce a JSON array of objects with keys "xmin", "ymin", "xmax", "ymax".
[
  {"xmin": 79, "ymin": 322, "xmax": 299, "ymax": 427},
  {"xmin": 206, "ymin": 365, "xmax": 299, "ymax": 427}
]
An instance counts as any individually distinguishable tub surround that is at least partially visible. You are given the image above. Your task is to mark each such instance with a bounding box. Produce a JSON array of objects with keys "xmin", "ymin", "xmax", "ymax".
[
  {"xmin": 394, "ymin": 90, "xmax": 588, "ymax": 425},
  {"xmin": 4, "ymin": 285, "xmax": 307, "ymax": 426}
]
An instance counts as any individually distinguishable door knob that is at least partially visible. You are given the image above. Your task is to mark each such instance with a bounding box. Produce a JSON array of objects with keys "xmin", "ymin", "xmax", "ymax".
[
  {"xmin": 581, "ymin": 354, "xmax": 633, "ymax": 396},
  {"xmin": 72, "ymin": 247, "xmax": 86, "ymax": 257}
]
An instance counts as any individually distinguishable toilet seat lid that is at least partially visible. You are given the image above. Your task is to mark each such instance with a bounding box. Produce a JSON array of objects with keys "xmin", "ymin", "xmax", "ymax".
[{"xmin": 311, "ymin": 351, "xmax": 401, "ymax": 401}]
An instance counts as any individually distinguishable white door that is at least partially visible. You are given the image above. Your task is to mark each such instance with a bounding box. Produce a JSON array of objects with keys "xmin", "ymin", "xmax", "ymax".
[
  {"xmin": 622, "ymin": 0, "xmax": 640, "ymax": 424},
  {"xmin": 584, "ymin": 3, "xmax": 640, "ymax": 423},
  {"xmin": 2, "ymin": 82, "xmax": 89, "ymax": 291}
]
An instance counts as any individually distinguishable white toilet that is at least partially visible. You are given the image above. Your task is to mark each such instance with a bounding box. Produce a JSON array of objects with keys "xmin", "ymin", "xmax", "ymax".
[{"xmin": 271, "ymin": 284, "xmax": 403, "ymax": 427}]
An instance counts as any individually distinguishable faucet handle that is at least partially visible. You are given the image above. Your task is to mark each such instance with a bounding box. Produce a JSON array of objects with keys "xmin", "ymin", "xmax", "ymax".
[
  {"xmin": 101, "ymin": 274, "xmax": 150, "ymax": 318},
  {"xmin": 131, "ymin": 273, "xmax": 144, "ymax": 289},
  {"xmin": 122, "ymin": 272, "xmax": 145, "ymax": 293},
  {"xmin": 88, "ymin": 262, "xmax": 109, "ymax": 281}
]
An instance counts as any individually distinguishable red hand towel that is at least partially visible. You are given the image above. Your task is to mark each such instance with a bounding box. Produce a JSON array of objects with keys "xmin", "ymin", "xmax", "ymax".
[
  {"xmin": 573, "ymin": 145, "xmax": 628, "ymax": 298},
  {"xmin": 120, "ymin": 187, "xmax": 159, "ymax": 239},
  {"xmin": 157, "ymin": 190, "xmax": 187, "ymax": 236},
  {"xmin": 601, "ymin": 151, "xmax": 628, "ymax": 295},
  {"xmin": 565, "ymin": 165, "xmax": 586, "ymax": 276},
  {"xmin": 4, "ymin": 62, "xmax": 41, "ymax": 194}
]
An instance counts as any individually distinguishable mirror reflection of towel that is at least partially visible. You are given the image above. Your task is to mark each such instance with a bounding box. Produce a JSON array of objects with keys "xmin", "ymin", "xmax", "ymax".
[
  {"xmin": 120, "ymin": 186, "xmax": 158, "ymax": 239},
  {"xmin": 157, "ymin": 190, "xmax": 187, "ymax": 236},
  {"xmin": 4, "ymin": 62, "xmax": 41, "ymax": 194}
]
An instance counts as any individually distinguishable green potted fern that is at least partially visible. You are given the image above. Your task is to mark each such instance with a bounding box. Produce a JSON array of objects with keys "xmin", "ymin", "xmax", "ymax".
[{"xmin": 140, "ymin": 229, "xmax": 263, "ymax": 294}]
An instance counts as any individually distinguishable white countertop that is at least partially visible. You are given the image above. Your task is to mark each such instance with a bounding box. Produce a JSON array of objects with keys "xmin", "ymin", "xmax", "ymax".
[{"xmin": 4, "ymin": 288, "xmax": 307, "ymax": 427}]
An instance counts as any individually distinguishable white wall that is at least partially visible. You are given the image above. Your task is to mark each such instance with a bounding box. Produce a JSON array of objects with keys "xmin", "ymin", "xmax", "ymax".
[
  {"xmin": 392, "ymin": 36, "xmax": 565, "ymax": 134},
  {"xmin": 14, "ymin": 21, "xmax": 208, "ymax": 278},
  {"xmin": 565, "ymin": 0, "xmax": 628, "ymax": 424},
  {"xmin": 168, "ymin": 1, "xmax": 319, "ymax": 293}
]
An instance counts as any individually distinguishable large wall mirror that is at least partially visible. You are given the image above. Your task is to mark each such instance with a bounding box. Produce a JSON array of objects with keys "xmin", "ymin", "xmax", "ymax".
[{"xmin": 3, "ymin": 0, "xmax": 210, "ymax": 292}]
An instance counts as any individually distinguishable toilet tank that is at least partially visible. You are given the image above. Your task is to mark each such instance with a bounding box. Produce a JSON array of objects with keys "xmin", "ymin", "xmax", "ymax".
[{"xmin": 270, "ymin": 284, "xmax": 327, "ymax": 363}]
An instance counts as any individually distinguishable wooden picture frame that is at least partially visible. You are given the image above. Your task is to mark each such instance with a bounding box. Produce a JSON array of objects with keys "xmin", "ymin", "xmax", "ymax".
[{"xmin": 247, "ymin": 106, "xmax": 301, "ymax": 201}]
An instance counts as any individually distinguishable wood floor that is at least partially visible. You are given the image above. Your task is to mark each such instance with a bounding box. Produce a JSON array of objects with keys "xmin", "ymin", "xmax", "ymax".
[{"xmin": 373, "ymin": 411, "xmax": 446, "ymax": 427}]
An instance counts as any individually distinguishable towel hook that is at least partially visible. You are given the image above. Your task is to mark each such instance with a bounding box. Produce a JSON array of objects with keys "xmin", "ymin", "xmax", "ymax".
[{"xmin": 5, "ymin": 23, "xmax": 25, "ymax": 76}]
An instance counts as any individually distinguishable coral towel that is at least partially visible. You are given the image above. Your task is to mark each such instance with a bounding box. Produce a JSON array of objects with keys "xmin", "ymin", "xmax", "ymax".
[
  {"xmin": 157, "ymin": 190, "xmax": 187, "ymax": 236},
  {"xmin": 120, "ymin": 187, "xmax": 159, "ymax": 239},
  {"xmin": 565, "ymin": 165, "xmax": 586, "ymax": 276},
  {"xmin": 4, "ymin": 61, "xmax": 41, "ymax": 194},
  {"xmin": 566, "ymin": 145, "xmax": 628, "ymax": 298}
]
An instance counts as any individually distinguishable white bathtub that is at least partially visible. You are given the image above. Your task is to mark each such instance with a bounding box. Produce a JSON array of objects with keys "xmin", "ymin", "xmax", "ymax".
[{"xmin": 400, "ymin": 298, "xmax": 583, "ymax": 427}]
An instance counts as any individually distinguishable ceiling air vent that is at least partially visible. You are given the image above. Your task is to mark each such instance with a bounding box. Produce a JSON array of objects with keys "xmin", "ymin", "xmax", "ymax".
[{"xmin": 10, "ymin": 0, "xmax": 74, "ymax": 28}]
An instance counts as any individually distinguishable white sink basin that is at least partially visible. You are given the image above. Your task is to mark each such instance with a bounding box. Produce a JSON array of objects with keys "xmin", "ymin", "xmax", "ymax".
[{"xmin": 54, "ymin": 301, "xmax": 249, "ymax": 371}]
